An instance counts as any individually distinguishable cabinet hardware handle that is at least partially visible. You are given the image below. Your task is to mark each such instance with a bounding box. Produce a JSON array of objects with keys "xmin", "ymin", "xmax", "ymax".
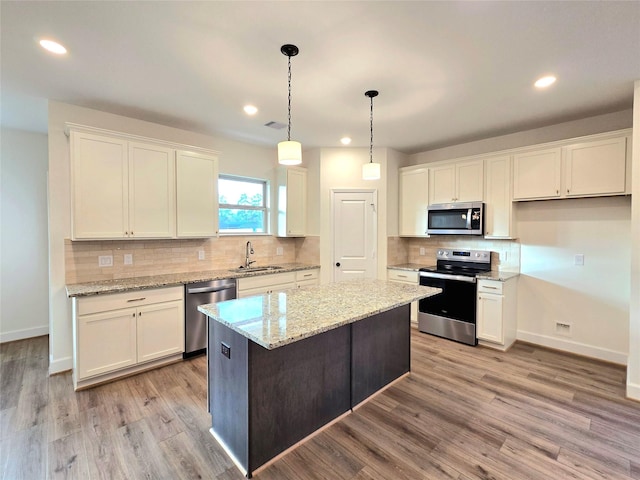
[
  {"xmin": 398, "ymin": 274, "xmax": 407, "ymax": 278},
  {"xmin": 567, "ymin": 189, "xmax": 570, "ymax": 194},
  {"xmin": 132, "ymin": 313, "xmax": 136, "ymax": 317},
  {"xmin": 556, "ymin": 190, "xmax": 559, "ymax": 195},
  {"xmin": 485, "ymin": 286, "xmax": 498, "ymax": 290},
  {"xmin": 138, "ymin": 312, "xmax": 142, "ymax": 316},
  {"xmin": 303, "ymin": 273, "xmax": 312, "ymax": 277},
  {"xmin": 127, "ymin": 297, "xmax": 146, "ymax": 302}
]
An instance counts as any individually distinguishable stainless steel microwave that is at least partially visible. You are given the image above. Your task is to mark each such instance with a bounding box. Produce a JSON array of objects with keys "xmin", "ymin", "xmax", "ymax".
[{"xmin": 427, "ymin": 202, "xmax": 484, "ymax": 235}]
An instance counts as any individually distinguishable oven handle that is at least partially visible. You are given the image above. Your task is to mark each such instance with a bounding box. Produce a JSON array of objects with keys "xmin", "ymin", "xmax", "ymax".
[{"xmin": 419, "ymin": 271, "xmax": 477, "ymax": 283}]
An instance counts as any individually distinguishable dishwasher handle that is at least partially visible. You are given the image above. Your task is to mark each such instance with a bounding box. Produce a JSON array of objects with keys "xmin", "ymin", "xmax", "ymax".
[{"xmin": 187, "ymin": 284, "xmax": 236, "ymax": 295}]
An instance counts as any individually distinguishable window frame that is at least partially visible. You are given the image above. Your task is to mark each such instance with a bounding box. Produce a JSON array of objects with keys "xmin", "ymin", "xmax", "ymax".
[{"xmin": 218, "ymin": 174, "xmax": 269, "ymax": 235}]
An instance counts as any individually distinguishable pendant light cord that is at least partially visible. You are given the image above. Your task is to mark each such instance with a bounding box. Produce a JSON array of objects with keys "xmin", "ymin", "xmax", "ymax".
[
  {"xmin": 287, "ymin": 55, "xmax": 292, "ymax": 142},
  {"xmin": 369, "ymin": 95, "xmax": 374, "ymax": 164}
]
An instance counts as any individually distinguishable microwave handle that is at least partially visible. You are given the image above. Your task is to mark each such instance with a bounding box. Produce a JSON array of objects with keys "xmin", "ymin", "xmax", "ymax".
[{"xmin": 466, "ymin": 208, "xmax": 472, "ymax": 229}]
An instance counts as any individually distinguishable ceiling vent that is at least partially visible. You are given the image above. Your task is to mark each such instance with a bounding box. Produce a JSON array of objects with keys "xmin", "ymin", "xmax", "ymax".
[{"xmin": 264, "ymin": 121, "xmax": 287, "ymax": 130}]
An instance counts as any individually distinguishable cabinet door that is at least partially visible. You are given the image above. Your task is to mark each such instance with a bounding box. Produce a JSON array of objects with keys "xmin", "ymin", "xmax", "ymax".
[
  {"xmin": 564, "ymin": 136, "xmax": 627, "ymax": 197},
  {"xmin": 71, "ymin": 131, "xmax": 128, "ymax": 239},
  {"xmin": 286, "ymin": 167, "xmax": 307, "ymax": 236},
  {"xmin": 77, "ymin": 308, "xmax": 137, "ymax": 379},
  {"xmin": 399, "ymin": 167, "xmax": 429, "ymax": 236},
  {"xmin": 137, "ymin": 300, "xmax": 184, "ymax": 363},
  {"xmin": 176, "ymin": 150, "xmax": 219, "ymax": 237},
  {"xmin": 128, "ymin": 142, "xmax": 176, "ymax": 238},
  {"xmin": 456, "ymin": 159, "xmax": 484, "ymax": 202},
  {"xmin": 477, "ymin": 293, "xmax": 504, "ymax": 344},
  {"xmin": 484, "ymin": 155, "xmax": 514, "ymax": 238},
  {"xmin": 429, "ymin": 164, "xmax": 456, "ymax": 204},
  {"xmin": 513, "ymin": 148, "xmax": 562, "ymax": 200}
]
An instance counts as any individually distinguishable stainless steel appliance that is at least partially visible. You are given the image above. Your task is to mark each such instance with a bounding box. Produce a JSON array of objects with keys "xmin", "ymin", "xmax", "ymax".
[
  {"xmin": 418, "ymin": 249, "xmax": 491, "ymax": 346},
  {"xmin": 427, "ymin": 202, "xmax": 484, "ymax": 235},
  {"xmin": 184, "ymin": 279, "xmax": 236, "ymax": 358}
]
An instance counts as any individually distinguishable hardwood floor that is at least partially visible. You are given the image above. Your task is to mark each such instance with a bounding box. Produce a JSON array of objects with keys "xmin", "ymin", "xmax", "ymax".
[{"xmin": 2, "ymin": 328, "xmax": 639, "ymax": 479}]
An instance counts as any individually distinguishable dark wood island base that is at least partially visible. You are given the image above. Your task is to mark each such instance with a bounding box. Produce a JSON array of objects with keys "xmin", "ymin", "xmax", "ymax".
[{"xmin": 207, "ymin": 304, "xmax": 411, "ymax": 477}]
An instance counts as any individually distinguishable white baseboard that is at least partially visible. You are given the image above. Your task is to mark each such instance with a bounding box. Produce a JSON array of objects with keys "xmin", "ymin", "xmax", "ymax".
[
  {"xmin": 0, "ymin": 325, "xmax": 48, "ymax": 344},
  {"xmin": 516, "ymin": 330, "xmax": 628, "ymax": 365},
  {"xmin": 49, "ymin": 356, "xmax": 72, "ymax": 375},
  {"xmin": 626, "ymin": 382, "xmax": 640, "ymax": 402}
]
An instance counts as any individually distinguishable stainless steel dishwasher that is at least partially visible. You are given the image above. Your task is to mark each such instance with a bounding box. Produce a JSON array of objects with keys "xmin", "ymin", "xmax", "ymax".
[{"xmin": 184, "ymin": 279, "xmax": 236, "ymax": 358}]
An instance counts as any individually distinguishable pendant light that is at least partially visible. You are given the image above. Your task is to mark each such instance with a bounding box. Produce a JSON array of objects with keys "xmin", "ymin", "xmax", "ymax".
[
  {"xmin": 278, "ymin": 44, "xmax": 302, "ymax": 166},
  {"xmin": 362, "ymin": 90, "xmax": 381, "ymax": 180}
]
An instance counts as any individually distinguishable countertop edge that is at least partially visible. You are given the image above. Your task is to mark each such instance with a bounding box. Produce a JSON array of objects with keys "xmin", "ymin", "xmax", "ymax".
[{"xmin": 66, "ymin": 263, "xmax": 321, "ymax": 297}]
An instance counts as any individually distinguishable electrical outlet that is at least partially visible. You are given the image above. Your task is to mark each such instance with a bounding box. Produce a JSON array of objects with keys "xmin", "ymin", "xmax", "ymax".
[
  {"xmin": 98, "ymin": 255, "xmax": 113, "ymax": 267},
  {"xmin": 574, "ymin": 254, "xmax": 584, "ymax": 266},
  {"xmin": 221, "ymin": 342, "xmax": 231, "ymax": 359},
  {"xmin": 198, "ymin": 250, "xmax": 205, "ymax": 261},
  {"xmin": 419, "ymin": 247, "xmax": 426, "ymax": 256},
  {"xmin": 276, "ymin": 247, "xmax": 283, "ymax": 256},
  {"xmin": 124, "ymin": 254, "xmax": 133, "ymax": 265}
]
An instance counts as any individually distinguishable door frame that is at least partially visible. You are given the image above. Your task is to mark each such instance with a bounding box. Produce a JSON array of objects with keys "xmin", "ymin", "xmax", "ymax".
[{"xmin": 330, "ymin": 189, "xmax": 378, "ymax": 282}]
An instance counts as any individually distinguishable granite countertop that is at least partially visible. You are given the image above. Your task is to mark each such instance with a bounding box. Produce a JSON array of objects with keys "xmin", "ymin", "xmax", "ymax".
[
  {"xmin": 66, "ymin": 263, "xmax": 320, "ymax": 297},
  {"xmin": 387, "ymin": 264, "xmax": 519, "ymax": 282},
  {"xmin": 198, "ymin": 279, "xmax": 440, "ymax": 350}
]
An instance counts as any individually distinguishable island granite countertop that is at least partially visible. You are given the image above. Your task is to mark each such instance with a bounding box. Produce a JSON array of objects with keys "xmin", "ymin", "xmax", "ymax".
[
  {"xmin": 66, "ymin": 263, "xmax": 320, "ymax": 297},
  {"xmin": 198, "ymin": 279, "xmax": 440, "ymax": 350}
]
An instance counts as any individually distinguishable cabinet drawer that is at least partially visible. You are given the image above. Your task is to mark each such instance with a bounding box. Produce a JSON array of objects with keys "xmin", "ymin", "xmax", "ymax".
[
  {"xmin": 296, "ymin": 269, "xmax": 319, "ymax": 282},
  {"xmin": 478, "ymin": 280, "xmax": 503, "ymax": 295},
  {"xmin": 238, "ymin": 272, "xmax": 296, "ymax": 291},
  {"xmin": 387, "ymin": 269, "xmax": 418, "ymax": 283},
  {"xmin": 76, "ymin": 285, "xmax": 184, "ymax": 316}
]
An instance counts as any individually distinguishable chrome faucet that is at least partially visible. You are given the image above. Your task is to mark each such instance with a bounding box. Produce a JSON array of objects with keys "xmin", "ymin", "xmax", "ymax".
[{"xmin": 245, "ymin": 241, "xmax": 256, "ymax": 268}]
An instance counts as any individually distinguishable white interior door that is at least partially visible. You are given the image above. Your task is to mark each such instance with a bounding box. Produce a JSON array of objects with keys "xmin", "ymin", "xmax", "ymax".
[{"xmin": 333, "ymin": 191, "xmax": 377, "ymax": 282}]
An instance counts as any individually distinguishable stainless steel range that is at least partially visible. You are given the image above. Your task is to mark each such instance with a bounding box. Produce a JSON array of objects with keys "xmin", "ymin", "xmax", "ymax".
[{"xmin": 418, "ymin": 249, "xmax": 491, "ymax": 346}]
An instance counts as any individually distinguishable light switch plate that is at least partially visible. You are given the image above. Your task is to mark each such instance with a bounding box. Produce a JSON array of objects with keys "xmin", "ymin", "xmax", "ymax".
[
  {"xmin": 574, "ymin": 254, "xmax": 584, "ymax": 266},
  {"xmin": 124, "ymin": 254, "xmax": 133, "ymax": 265},
  {"xmin": 419, "ymin": 247, "xmax": 426, "ymax": 256},
  {"xmin": 276, "ymin": 247, "xmax": 283, "ymax": 256},
  {"xmin": 198, "ymin": 250, "xmax": 205, "ymax": 260}
]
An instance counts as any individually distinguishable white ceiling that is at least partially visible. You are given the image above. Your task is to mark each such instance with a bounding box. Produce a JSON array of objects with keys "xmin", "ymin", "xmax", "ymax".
[{"xmin": 1, "ymin": 1, "xmax": 639, "ymax": 154}]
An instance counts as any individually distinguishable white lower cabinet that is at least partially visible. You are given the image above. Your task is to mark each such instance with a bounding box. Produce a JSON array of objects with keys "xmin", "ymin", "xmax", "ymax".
[
  {"xmin": 237, "ymin": 269, "xmax": 319, "ymax": 297},
  {"xmin": 387, "ymin": 269, "xmax": 419, "ymax": 322},
  {"xmin": 72, "ymin": 286, "xmax": 184, "ymax": 390},
  {"xmin": 476, "ymin": 277, "xmax": 517, "ymax": 350}
]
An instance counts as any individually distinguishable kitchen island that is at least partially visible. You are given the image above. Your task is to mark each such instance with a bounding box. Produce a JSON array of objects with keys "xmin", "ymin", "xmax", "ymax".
[{"xmin": 198, "ymin": 279, "xmax": 440, "ymax": 477}]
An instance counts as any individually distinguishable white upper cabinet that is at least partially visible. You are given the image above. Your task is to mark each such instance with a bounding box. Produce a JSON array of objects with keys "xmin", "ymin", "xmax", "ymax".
[
  {"xmin": 512, "ymin": 133, "xmax": 630, "ymax": 201},
  {"xmin": 429, "ymin": 159, "xmax": 483, "ymax": 204},
  {"xmin": 484, "ymin": 154, "xmax": 515, "ymax": 239},
  {"xmin": 71, "ymin": 131, "xmax": 129, "ymax": 239},
  {"xmin": 176, "ymin": 150, "xmax": 219, "ymax": 238},
  {"xmin": 71, "ymin": 132, "xmax": 175, "ymax": 239},
  {"xmin": 128, "ymin": 142, "xmax": 176, "ymax": 238},
  {"xmin": 68, "ymin": 125, "xmax": 220, "ymax": 240},
  {"xmin": 399, "ymin": 166, "xmax": 429, "ymax": 236},
  {"xmin": 275, "ymin": 166, "xmax": 307, "ymax": 237},
  {"xmin": 563, "ymin": 136, "xmax": 627, "ymax": 197},
  {"xmin": 512, "ymin": 148, "xmax": 562, "ymax": 200}
]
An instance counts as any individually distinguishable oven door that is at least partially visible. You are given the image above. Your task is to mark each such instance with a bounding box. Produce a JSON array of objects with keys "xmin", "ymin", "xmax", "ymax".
[{"xmin": 418, "ymin": 272, "xmax": 477, "ymax": 345}]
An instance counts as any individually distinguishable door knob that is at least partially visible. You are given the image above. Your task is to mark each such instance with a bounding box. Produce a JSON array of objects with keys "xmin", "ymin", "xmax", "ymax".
[{"xmin": 335, "ymin": 262, "xmax": 341, "ymax": 267}]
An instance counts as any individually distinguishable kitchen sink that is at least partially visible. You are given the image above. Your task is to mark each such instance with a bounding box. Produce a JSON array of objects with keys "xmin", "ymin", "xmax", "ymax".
[{"xmin": 229, "ymin": 266, "xmax": 284, "ymax": 273}]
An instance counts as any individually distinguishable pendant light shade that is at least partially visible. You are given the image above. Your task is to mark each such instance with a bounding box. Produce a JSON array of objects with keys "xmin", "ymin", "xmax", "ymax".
[
  {"xmin": 278, "ymin": 44, "xmax": 302, "ymax": 166},
  {"xmin": 277, "ymin": 140, "xmax": 302, "ymax": 165},
  {"xmin": 363, "ymin": 90, "xmax": 380, "ymax": 180}
]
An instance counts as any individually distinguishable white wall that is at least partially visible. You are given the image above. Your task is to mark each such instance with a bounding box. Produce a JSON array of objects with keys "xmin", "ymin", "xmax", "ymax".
[
  {"xmin": 409, "ymin": 109, "xmax": 633, "ymax": 164},
  {"xmin": 317, "ymin": 147, "xmax": 390, "ymax": 284},
  {"xmin": 628, "ymin": 81, "xmax": 640, "ymax": 400},
  {"xmin": 1, "ymin": 128, "xmax": 50, "ymax": 342},
  {"xmin": 516, "ymin": 197, "xmax": 631, "ymax": 364},
  {"xmin": 48, "ymin": 101, "xmax": 276, "ymax": 373}
]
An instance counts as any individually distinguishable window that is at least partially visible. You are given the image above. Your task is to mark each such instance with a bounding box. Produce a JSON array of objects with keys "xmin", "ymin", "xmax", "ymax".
[{"xmin": 218, "ymin": 175, "xmax": 268, "ymax": 234}]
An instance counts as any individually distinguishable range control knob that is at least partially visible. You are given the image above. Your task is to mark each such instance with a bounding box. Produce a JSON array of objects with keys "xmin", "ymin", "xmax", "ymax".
[
  {"xmin": 475, "ymin": 252, "xmax": 480, "ymax": 258},
  {"xmin": 438, "ymin": 250, "xmax": 443, "ymax": 256}
]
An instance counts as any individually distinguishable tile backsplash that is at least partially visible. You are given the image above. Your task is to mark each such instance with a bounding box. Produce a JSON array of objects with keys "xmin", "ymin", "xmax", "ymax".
[
  {"xmin": 387, "ymin": 236, "xmax": 520, "ymax": 272},
  {"xmin": 66, "ymin": 235, "xmax": 320, "ymax": 284}
]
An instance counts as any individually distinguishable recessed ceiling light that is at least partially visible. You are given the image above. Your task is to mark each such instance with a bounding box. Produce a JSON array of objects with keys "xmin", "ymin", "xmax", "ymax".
[
  {"xmin": 39, "ymin": 39, "xmax": 67, "ymax": 55},
  {"xmin": 340, "ymin": 137, "xmax": 352, "ymax": 145},
  {"xmin": 534, "ymin": 75, "xmax": 556, "ymax": 88},
  {"xmin": 243, "ymin": 105, "xmax": 258, "ymax": 115}
]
